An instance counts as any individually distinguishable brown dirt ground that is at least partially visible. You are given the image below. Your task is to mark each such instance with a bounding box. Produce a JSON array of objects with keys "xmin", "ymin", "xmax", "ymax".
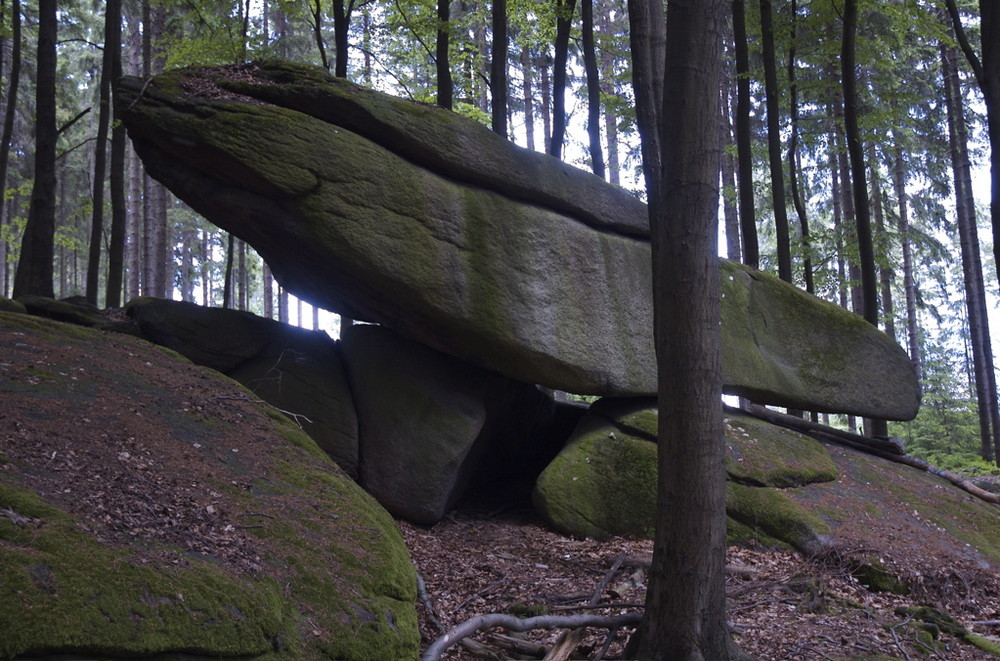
[{"xmin": 3, "ymin": 312, "xmax": 1000, "ymax": 660}]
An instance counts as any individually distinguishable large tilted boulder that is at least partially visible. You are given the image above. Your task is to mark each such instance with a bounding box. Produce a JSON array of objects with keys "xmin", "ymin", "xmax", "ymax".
[{"xmin": 119, "ymin": 61, "xmax": 919, "ymax": 419}]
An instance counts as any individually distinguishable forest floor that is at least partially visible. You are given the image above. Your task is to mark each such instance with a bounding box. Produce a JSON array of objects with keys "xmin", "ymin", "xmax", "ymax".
[{"xmin": 4, "ymin": 311, "xmax": 1000, "ymax": 660}]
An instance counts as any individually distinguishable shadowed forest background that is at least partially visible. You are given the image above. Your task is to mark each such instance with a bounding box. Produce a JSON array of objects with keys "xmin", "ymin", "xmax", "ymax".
[{"xmin": 0, "ymin": 0, "xmax": 998, "ymax": 469}]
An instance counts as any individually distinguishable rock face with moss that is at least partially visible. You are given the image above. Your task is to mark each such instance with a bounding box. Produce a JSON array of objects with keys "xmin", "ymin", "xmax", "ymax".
[
  {"xmin": 0, "ymin": 311, "xmax": 418, "ymax": 660},
  {"xmin": 118, "ymin": 61, "xmax": 919, "ymax": 420}
]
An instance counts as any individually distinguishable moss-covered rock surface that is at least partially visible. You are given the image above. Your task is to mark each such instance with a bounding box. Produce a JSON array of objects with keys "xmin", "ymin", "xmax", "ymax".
[
  {"xmin": 118, "ymin": 61, "xmax": 919, "ymax": 420},
  {"xmin": 0, "ymin": 311, "xmax": 418, "ymax": 660}
]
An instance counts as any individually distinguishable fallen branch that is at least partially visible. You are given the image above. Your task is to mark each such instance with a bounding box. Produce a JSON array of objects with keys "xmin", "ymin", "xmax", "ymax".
[
  {"xmin": 738, "ymin": 404, "xmax": 1000, "ymax": 506},
  {"xmin": 420, "ymin": 613, "xmax": 642, "ymax": 661}
]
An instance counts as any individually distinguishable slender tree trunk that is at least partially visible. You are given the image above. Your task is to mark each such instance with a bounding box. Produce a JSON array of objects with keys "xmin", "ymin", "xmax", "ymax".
[
  {"xmin": 541, "ymin": 56, "xmax": 551, "ymax": 151},
  {"xmin": 437, "ymin": 0, "xmax": 452, "ymax": 109},
  {"xmin": 223, "ymin": 233, "xmax": 235, "ymax": 310},
  {"xmin": 278, "ymin": 285, "xmax": 288, "ymax": 323},
  {"xmin": 106, "ymin": 0, "xmax": 126, "ymax": 307},
  {"xmin": 521, "ymin": 46, "xmax": 535, "ymax": 150},
  {"xmin": 548, "ymin": 0, "xmax": 576, "ymax": 159},
  {"xmin": 312, "ymin": 0, "xmax": 330, "ymax": 70},
  {"xmin": 632, "ymin": 0, "xmax": 748, "ymax": 656},
  {"xmin": 491, "ymin": 0, "xmax": 508, "ymax": 136},
  {"xmin": 891, "ymin": 139, "xmax": 920, "ymax": 381},
  {"xmin": 87, "ymin": 0, "xmax": 116, "ymax": 306},
  {"xmin": 599, "ymin": 3, "xmax": 620, "ymax": 185},
  {"xmin": 731, "ymin": 0, "xmax": 757, "ymax": 269},
  {"xmin": 333, "ymin": 0, "xmax": 351, "ymax": 78},
  {"xmin": 263, "ymin": 261, "xmax": 274, "ymax": 319},
  {"xmin": 627, "ymin": 0, "xmax": 664, "ymax": 210},
  {"xmin": 786, "ymin": 0, "xmax": 812, "ymax": 293},
  {"xmin": 582, "ymin": 0, "xmax": 604, "ymax": 177},
  {"xmin": 13, "ymin": 0, "xmax": 56, "ymax": 298},
  {"xmin": 0, "ymin": 0, "xmax": 20, "ymax": 299},
  {"xmin": 868, "ymin": 146, "xmax": 894, "ymax": 341},
  {"xmin": 942, "ymin": 39, "xmax": 1000, "ymax": 464},
  {"xmin": 759, "ymin": 0, "xmax": 790, "ymax": 282}
]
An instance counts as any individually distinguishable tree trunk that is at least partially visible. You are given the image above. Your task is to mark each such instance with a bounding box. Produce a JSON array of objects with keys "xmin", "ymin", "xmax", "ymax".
[
  {"xmin": 491, "ymin": 0, "xmax": 507, "ymax": 136},
  {"xmin": 842, "ymin": 0, "xmax": 885, "ymax": 437},
  {"xmin": 599, "ymin": 3, "xmax": 620, "ymax": 185},
  {"xmin": 13, "ymin": 0, "xmax": 56, "ymax": 298},
  {"xmin": 521, "ymin": 46, "xmax": 535, "ymax": 150},
  {"xmin": 891, "ymin": 139, "xmax": 921, "ymax": 381},
  {"xmin": 263, "ymin": 261, "xmax": 274, "ymax": 319},
  {"xmin": 868, "ymin": 145, "xmax": 895, "ymax": 341},
  {"xmin": 87, "ymin": 0, "xmax": 116, "ymax": 306},
  {"xmin": 627, "ymin": 0, "xmax": 664, "ymax": 210},
  {"xmin": 731, "ymin": 0, "xmax": 758, "ymax": 269},
  {"xmin": 582, "ymin": 0, "xmax": 604, "ymax": 177},
  {"xmin": 548, "ymin": 0, "xmax": 576, "ymax": 159},
  {"xmin": 106, "ymin": 0, "xmax": 127, "ymax": 308},
  {"xmin": 541, "ymin": 55, "xmax": 551, "ymax": 151},
  {"xmin": 942, "ymin": 38, "xmax": 1000, "ymax": 464},
  {"xmin": 630, "ymin": 0, "xmax": 748, "ymax": 658},
  {"xmin": 223, "ymin": 233, "xmax": 235, "ymax": 310},
  {"xmin": 721, "ymin": 57, "xmax": 741, "ymax": 262},
  {"xmin": 437, "ymin": 0, "xmax": 452, "ymax": 109},
  {"xmin": 333, "ymin": 0, "xmax": 351, "ymax": 78},
  {"xmin": 312, "ymin": 0, "xmax": 330, "ymax": 70},
  {"xmin": 0, "ymin": 0, "xmax": 20, "ymax": 298},
  {"xmin": 759, "ymin": 0, "xmax": 790, "ymax": 283},
  {"xmin": 786, "ymin": 0, "xmax": 812, "ymax": 293}
]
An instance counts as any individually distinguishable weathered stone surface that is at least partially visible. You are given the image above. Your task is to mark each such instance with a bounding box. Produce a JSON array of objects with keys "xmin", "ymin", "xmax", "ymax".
[
  {"xmin": 341, "ymin": 323, "xmax": 556, "ymax": 524},
  {"xmin": 0, "ymin": 311, "xmax": 417, "ymax": 661},
  {"xmin": 119, "ymin": 62, "xmax": 920, "ymax": 419},
  {"xmin": 126, "ymin": 298, "xmax": 359, "ymax": 475},
  {"xmin": 533, "ymin": 403, "xmax": 836, "ymax": 551}
]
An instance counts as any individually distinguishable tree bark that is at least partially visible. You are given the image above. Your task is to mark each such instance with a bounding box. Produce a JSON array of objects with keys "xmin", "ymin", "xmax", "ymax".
[
  {"xmin": 627, "ymin": 0, "xmax": 664, "ymax": 210},
  {"xmin": 312, "ymin": 0, "xmax": 330, "ymax": 70},
  {"xmin": 521, "ymin": 46, "xmax": 535, "ymax": 150},
  {"xmin": 731, "ymin": 0, "xmax": 758, "ymax": 269},
  {"xmin": 942, "ymin": 38, "xmax": 1000, "ymax": 464},
  {"xmin": 891, "ymin": 139, "xmax": 920, "ymax": 381},
  {"xmin": 13, "ymin": 0, "xmax": 56, "ymax": 298},
  {"xmin": 106, "ymin": 0, "xmax": 127, "ymax": 308},
  {"xmin": 87, "ymin": 0, "xmax": 116, "ymax": 306},
  {"xmin": 630, "ymin": 0, "xmax": 748, "ymax": 658},
  {"xmin": 491, "ymin": 0, "xmax": 508, "ymax": 136},
  {"xmin": 582, "ymin": 0, "xmax": 604, "ymax": 177},
  {"xmin": 332, "ymin": 0, "xmax": 353, "ymax": 78},
  {"xmin": 759, "ymin": 0, "xmax": 790, "ymax": 282},
  {"xmin": 548, "ymin": 0, "xmax": 576, "ymax": 159},
  {"xmin": 786, "ymin": 0, "xmax": 812, "ymax": 293},
  {"xmin": 436, "ymin": 0, "xmax": 452, "ymax": 109},
  {"xmin": 0, "ymin": 0, "xmax": 20, "ymax": 298}
]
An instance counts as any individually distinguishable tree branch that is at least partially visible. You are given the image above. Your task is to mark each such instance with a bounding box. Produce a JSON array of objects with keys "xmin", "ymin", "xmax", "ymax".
[
  {"xmin": 943, "ymin": 0, "xmax": 985, "ymax": 88},
  {"xmin": 420, "ymin": 613, "xmax": 642, "ymax": 661}
]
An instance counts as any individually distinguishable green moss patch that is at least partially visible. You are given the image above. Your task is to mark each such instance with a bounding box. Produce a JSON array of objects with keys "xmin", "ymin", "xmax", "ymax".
[
  {"xmin": 726, "ymin": 482, "xmax": 831, "ymax": 555},
  {"xmin": 724, "ymin": 410, "xmax": 838, "ymax": 487}
]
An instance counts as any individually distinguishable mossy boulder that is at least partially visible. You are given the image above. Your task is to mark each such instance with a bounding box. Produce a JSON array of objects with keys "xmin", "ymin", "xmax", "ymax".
[
  {"xmin": 125, "ymin": 297, "xmax": 359, "ymax": 476},
  {"xmin": 0, "ymin": 311, "xmax": 418, "ymax": 660},
  {"xmin": 118, "ymin": 62, "xmax": 919, "ymax": 420},
  {"xmin": 0, "ymin": 294, "xmax": 26, "ymax": 314},
  {"xmin": 533, "ymin": 402, "xmax": 836, "ymax": 551}
]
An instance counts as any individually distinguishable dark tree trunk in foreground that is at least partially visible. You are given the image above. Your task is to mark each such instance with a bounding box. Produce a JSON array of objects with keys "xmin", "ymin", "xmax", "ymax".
[
  {"xmin": 549, "ymin": 0, "xmax": 576, "ymax": 159},
  {"xmin": 437, "ymin": 0, "xmax": 452, "ymax": 109},
  {"xmin": 582, "ymin": 0, "xmax": 604, "ymax": 177},
  {"xmin": 490, "ymin": 0, "xmax": 508, "ymax": 136},
  {"xmin": 629, "ymin": 0, "xmax": 749, "ymax": 658},
  {"xmin": 731, "ymin": 0, "xmax": 758, "ymax": 269},
  {"xmin": 13, "ymin": 0, "xmax": 57, "ymax": 298},
  {"xmin": 942, "ymin": 39, "xmax": 1000, "ymax": 464}
]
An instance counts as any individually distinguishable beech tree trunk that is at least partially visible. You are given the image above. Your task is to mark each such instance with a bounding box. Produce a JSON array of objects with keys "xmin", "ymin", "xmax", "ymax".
[
  {"xmin": 13, "ymin": 0, "xmax": 56, "ymax": 298},
  {"xmin": 629, "ymin": 0, "xmax": 748, "ymax": 658}
]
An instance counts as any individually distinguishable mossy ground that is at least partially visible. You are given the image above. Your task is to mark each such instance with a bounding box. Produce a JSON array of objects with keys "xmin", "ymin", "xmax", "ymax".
[{"xmin": 0, "ymin": 311, "xmax": 418, "ymax": 660}]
